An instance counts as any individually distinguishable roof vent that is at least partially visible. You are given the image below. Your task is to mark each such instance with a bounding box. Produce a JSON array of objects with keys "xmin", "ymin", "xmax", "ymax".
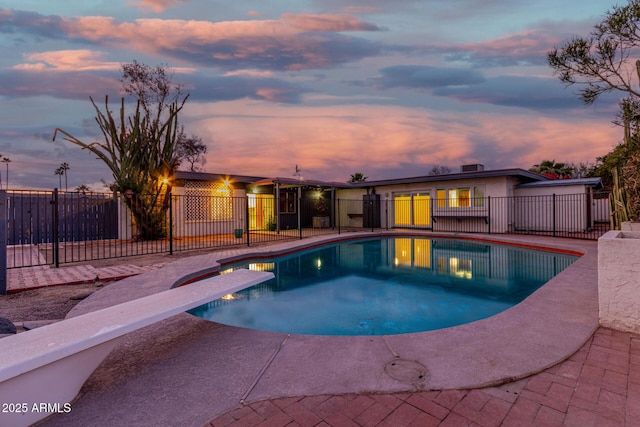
[{"xmin": 461, "ymin": 164, "xmax": 484, "ymax": 173}]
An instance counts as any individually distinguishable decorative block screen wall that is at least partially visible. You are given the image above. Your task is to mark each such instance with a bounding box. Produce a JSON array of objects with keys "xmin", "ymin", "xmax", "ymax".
[{"xmin": 184, "ymin": 181, "xmax": 233, "ymax": 221}]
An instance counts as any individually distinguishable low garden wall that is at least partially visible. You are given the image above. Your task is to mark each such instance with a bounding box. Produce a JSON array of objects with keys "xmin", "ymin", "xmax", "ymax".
[{"xmin": 598, "ymin": 228, "xmax": 640, "ymax": 334}]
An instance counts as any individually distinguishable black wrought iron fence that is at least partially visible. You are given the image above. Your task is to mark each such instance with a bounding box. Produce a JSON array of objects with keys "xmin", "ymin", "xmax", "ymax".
[
  {"xmin": 1, "ymin": 190, "xmax": 611, "ymax": 269},
  {"xmin": 381, "ymin": 192, "xmax": 611, "ymax": 238}
]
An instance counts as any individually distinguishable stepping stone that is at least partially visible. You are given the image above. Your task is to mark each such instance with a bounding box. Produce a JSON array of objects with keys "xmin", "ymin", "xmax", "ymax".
[
  {"xmin": 0, "ymin": 317, "xmax": 16, "ymax": 335},
  {"xmin": 22, "ymin": 320, "xmax": 62, "ymax": 330},
  {"xmin": 70, "ymin": 291, "xmax": 94, "ymax": 301}
]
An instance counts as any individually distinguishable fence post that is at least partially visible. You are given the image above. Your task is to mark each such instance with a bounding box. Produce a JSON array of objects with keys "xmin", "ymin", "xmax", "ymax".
[
  {"xmin": 487, "ymin": 196, "xmax": 491, "ymax": 234},
  {"xmin": 0, "ymin": 190, "xmax": 6, "ymax": 294},
  {"xmin": 168, "ymin": 191, "xmax": 173, "ymax": 255},
  {"xmin": 370, "ymin": 198, "xmax": 374, "ymax": 232},
  {"xmin": 385, "ymin": 198, "xmax": 389, "ymax": 230},
  {"xmin": 245, "ymin": 196, "xmax": 250, "ymax": 247},
  {"xmin": 298, "ymin": 195, "xmax": 303, "ymax": 240},
  {"xmin": 431, "ymin": 197, "xmax": 435, "ymax": 232},
  {"xmin": 552, "ymin": 193, "xmax": 557, "ymax": 238},
  {"xmin": 337, "ymin": 199, "xmax": 341, "ymax": 234},
  {"xmin": 51, "ymin": 188, "xmax": 59, "ymax": 268}
]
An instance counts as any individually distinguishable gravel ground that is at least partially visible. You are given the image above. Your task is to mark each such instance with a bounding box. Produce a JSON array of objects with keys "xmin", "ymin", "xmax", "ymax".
[{"xmin": 0, "ymin": 282, "xmax": 113, "ymax": 329}]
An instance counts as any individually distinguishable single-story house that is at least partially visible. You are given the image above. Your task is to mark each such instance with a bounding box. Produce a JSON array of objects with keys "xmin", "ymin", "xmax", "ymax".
[{"xmin": 170, "ymin": 165, "xmax": 605, "ymax": 237}]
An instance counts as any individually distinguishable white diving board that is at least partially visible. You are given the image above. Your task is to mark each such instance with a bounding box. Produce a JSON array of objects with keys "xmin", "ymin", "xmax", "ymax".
[{"xmin": 0, "ymin": 269, "xmax": 274, "ymax": 427}]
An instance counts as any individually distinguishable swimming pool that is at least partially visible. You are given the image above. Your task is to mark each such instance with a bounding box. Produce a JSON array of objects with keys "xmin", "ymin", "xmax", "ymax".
[{"xmin": 188, "ymin": 237, "xmax": 577, "ymax": 335}]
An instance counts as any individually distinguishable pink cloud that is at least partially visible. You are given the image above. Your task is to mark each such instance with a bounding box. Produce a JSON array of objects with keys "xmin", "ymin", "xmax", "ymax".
[
  {"xmin": 128, "ymin": 0, "xmax": 189, "ymax": 13},
  {"xmin": 435, "ymin": 28, "xmax": 568, "ymax": 67},
  {"xmin": 32, "ymin": 12, "xmax": 382, "ymax": 70},
  {"xmin": 13, "ymin": 50, "xmax": 120, "ymax": 72},
  {"xmin": 282, "ymin": 13, "xmax": 383, "ymax": 32},
  {"xmin": 61, "ymin": 13, "xmax": 381, "ymax": 42},
  {"xmin": 461, "ymin": 29, "xmax": 561, "ymax": 57},
  {"xmin": 182, "ymin": 101, "xmax": 618, "ymax": 181}
]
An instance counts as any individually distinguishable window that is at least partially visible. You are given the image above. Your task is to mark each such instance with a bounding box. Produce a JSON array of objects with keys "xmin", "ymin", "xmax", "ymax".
[
  {"xmin": 185, "ymin": 181, "xmax": 233, "ymax": 221},
  {"xmin": 436, "ymin": 189, "xmax": 446, "ymax": 208},
  {"xmin": 280, "ymin": 192, "xmax": 296, "ymax": 214},
  {"xmin": 436, "ymin": 186, "xmax": 485, "ymax": 208},
  {"xmin": 450, "ymin": 188, "xmax": 470, "ymax": 208}
]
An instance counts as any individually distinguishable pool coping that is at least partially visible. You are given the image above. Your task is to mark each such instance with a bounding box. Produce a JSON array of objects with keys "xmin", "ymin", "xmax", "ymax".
[{"xmin": 47, "ymin": 232, "xmax": 598, "ymax": 426}]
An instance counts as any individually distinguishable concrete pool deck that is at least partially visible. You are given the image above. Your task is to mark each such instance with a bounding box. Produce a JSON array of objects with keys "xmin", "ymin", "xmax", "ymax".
[{"xmin": 29, "ymin": 232, "xmax": 637, "ymax": 426}]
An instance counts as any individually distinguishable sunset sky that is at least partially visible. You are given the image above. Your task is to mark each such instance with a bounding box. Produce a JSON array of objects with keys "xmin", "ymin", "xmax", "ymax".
[{"xmin": 0, "ymin": 0, "xmax": 626, "ymax": 190}]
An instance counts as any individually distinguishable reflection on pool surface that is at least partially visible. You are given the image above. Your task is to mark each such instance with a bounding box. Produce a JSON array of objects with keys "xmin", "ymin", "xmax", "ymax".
[{"xmin": 189, "ymin": 237, "xmax": 577, "ymax": 335}]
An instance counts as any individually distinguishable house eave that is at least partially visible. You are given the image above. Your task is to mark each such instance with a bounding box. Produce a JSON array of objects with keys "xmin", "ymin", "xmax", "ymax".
[{"xmin": 346, "ymin": 168, "xmax": 547, "ymax": 188}]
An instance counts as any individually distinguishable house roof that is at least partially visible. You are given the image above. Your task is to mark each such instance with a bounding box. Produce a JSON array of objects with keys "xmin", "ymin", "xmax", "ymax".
[
  {"xmin": 174, "ymin": 171, "xmax": 265, "ymax": 184},
  {"xmin": 250, "ymin": 177, "xmax": 353, "ymax": 189},
  {"xmin": 176, "ymin": 168, "xmax": 551, "ymax": 189},
  {"xmin": 516, "ymin": 177, "xmax": 604, "ymax": 190},
  {"xmin": 346, "ymin": 168, "xmax": 547, "ymax": 188}
]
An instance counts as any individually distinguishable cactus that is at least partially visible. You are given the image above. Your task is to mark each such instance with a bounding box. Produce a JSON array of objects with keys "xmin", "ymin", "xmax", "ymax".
[{"xmin": 610, "ymin": 168, "xmax": 631, "ymax": 230}]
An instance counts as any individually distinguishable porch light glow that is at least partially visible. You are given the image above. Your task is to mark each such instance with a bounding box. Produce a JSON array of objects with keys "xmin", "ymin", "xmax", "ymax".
[{"xmin": 221, "ymin": 293, "xmax": 235, "ymax": 300}]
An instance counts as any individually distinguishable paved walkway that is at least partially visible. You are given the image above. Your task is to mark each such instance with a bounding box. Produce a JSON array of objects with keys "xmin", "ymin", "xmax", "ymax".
[
  {"xmin": 6, "ymin": 261, "xmax": 167, "ymax": 292},
  {"xmin": 208, "ymin": 327, "xmax": 640, "ymax": 426}
]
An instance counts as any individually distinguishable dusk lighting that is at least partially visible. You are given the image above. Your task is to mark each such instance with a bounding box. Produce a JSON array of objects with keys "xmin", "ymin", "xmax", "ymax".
[
  {"xmin": 1, "ymin": 2, "xmax": 620, "ymax": 189},
  {"xmin": 1, "ymin": 2, "xmax": 638, "ymax": 426}
]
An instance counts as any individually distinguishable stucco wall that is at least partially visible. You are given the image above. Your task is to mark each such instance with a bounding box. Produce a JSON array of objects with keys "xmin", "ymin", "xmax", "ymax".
[
  {"xmin": 513, "ymin": 185, "xmax": 590, "ymax": 232},
  {"xmin": 513, "ymin": 184, "xmax": 587, "ymax": 197},
  {"xmin": 358, "ymin": 176, "xmax": 511, "ymax": 232},
  {"xmin": 598, "ymin": 230, "xmax": 640, "ymax": 334},
  {"xmin": 334, "ymin": 188, "xmax": 370, "ymax": 227}
]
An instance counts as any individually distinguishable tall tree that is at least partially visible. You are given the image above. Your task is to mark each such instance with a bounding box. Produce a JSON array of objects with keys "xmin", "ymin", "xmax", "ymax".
[
  {"xmin": 54, "ymin": 167, "xmax": 64, "ymax": 189},
  {"xmin": 348, "ymin": 172, "xmax": 368, "ymax": 183},
  {"xmin": 53, "ymin": 62, "xmax": 188, "ymax": 240},
  {"xmin": 75, "ymin": 184, "xmax": 90, "ymax": 194},
  {"xmin": 177, "ymin": 133, "xmax": 207, "ymax": 171},
  {"xmin": 548, "ymin": 0, "xmax": 640, "ymax": 216},
  {"xmin": 121, "ymin": 60, "xmax": 184, "ymax": 118},
  {"xmin": 59, "ymin": 162, "xmax": 70, "ymax": 191},
  {"xmin": 548, "ymin": 0, "xmax": 640, "ymax": 110},
  {"xmin": 428, "ymin": 165, "xmax": 452, "ymax": 176},
  {"xmin": 568, "ymin": 161, "xmax": 595, "ymax": 179}
]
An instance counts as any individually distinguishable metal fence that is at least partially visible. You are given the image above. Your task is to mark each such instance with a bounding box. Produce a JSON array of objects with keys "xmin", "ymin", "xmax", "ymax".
[
  {"xmin": 386, "ymin": 192, "xmax": 611, "ymax": 239},
  {"xmin": 0, "ymin": 189, "xmax": 611, "ymax": 270}
]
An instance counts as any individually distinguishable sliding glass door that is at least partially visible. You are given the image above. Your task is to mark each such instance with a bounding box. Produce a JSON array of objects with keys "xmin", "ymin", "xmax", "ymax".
[{"xmin": 393, "ymin": 192, "xmax": 431, "ymax": 228}]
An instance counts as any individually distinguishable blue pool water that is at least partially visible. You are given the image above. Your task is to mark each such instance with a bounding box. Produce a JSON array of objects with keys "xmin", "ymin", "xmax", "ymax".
[{"xmin": 188, "ymin": 237, "xmax": 577, "ymax": 336}]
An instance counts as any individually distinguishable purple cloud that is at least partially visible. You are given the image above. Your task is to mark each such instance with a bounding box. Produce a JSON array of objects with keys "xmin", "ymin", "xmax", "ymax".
[{"xmin": 373, "ymin": 65, "xmax": 486, "ymax": 89}]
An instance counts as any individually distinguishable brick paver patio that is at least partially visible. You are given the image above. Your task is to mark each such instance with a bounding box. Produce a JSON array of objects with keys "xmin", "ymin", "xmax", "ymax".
[{"xmin": 208, "ymin": 327, "xmax": 640, "ymax": 426}]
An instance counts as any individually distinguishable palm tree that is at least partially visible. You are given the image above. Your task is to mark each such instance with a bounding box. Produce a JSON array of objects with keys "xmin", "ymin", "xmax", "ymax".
[
  {"xmin": 530, "ymin": 160, "xmax": 574, "ymax": 179},
  {"xmin": 75, "ymin": 184, "xmax": 90, "ymax": 194},
  {"xmin": 54, "ymin": 167, "xmax": 64, "ymax": 189},
  {"xmin": 59, "ymin": 162, "xmax": 70, "ymax": 191},
  {"xmin": 2, "ymin": 157, "xmax": 11, "ymax": 190},
  {"xmin": 348, "ymin": 172, "xmax": 368, "ymax": 183}
]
